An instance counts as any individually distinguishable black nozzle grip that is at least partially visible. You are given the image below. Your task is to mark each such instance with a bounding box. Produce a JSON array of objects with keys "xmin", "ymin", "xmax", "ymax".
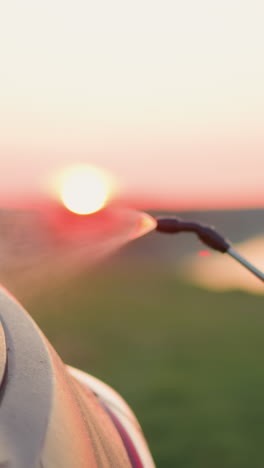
[
  {"xmin": 195, "ymin": 225, "xmax": 230, "ymax": 253},
  {"xmin": 156, "ymin": 217, "xmax": 231, "ymax": 253},
  {"xmin": 156, "ymin": 217, "xmax": 185, "ymax": 234}
]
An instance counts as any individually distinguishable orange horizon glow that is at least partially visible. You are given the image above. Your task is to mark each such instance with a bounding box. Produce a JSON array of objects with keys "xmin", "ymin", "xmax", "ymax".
[{"xmin": 0, "ymin": 191, "xmax": 263, "ymax": 213}]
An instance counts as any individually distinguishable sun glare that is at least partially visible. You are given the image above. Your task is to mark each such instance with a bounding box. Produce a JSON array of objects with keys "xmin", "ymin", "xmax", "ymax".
[{"xmin": 59, "ymin": 165, "xmax": 114, "ymax": 215}]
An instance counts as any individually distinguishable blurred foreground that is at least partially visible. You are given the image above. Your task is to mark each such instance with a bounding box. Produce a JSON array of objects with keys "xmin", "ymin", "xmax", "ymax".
[{"xmin": 25, "ymin": 265, "xmax": 264, "ymax": 468}]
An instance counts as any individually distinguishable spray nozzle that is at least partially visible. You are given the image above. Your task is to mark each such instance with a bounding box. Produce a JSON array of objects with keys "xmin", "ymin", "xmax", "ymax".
[
  {"xmin": 155, "ymin": 216, "xmax": 264, "ymax": 282},
  {"xmin": 156, "ymin": 217, "xmax": 230, "ymax": 253}
]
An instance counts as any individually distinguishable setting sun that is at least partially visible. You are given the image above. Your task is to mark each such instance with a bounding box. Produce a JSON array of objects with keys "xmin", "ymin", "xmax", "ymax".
[{"xmin": 59, "ymin": 165, "xmax": 114, "ymax": 215}]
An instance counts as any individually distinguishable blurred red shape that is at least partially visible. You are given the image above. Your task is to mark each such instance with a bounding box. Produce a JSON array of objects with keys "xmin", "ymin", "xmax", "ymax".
[{"xmin": 198, "ymin": 250, "xmax": 211, "ymax": 257}]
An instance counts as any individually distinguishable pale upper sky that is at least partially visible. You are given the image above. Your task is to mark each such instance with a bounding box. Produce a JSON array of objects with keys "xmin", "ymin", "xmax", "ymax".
[{"xmin": 0, "ymin": 1, "xmax": 263, "ymax": 209}]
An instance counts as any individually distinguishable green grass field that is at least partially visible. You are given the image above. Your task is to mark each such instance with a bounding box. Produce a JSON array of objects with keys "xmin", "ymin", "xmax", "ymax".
[{"xmin": 26, "ymin": 264, "xmax": 264, "ymax": 468}]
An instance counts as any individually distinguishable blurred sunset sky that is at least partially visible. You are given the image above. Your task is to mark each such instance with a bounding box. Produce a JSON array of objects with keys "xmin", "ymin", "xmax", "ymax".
[{"xmin": 0, "ymin": 1, "xmax": 263, "ymax": 210}]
